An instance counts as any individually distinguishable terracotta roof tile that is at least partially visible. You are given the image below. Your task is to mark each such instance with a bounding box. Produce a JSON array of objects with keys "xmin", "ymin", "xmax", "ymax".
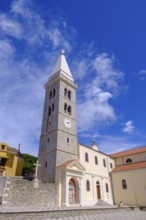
[
  {"xmin": 112, "ymin": 161, "xmax": 146, "ymax": 172},
  {"xmin": 57, "ymin": 160, "xmax": 76, "ymax": 167},
  {"xmin": 110, "ymin": 146, "xmax": 146, "ymax": 158}
]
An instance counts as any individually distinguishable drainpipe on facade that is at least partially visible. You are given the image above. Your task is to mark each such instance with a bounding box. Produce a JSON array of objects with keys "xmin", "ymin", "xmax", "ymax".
[{"xmin": 110, "ymin": 173, "xmax": 116, "ymax": 205}]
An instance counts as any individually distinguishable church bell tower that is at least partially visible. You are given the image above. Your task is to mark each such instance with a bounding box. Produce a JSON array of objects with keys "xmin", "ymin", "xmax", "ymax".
[{"xmin": 38, "ymin": 50, "xmax": 78, "ymax": 182}]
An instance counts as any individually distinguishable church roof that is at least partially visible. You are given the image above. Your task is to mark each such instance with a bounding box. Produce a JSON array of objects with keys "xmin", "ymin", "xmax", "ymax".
[
  {"xmin": 112, "ymin": 161, "xmax": 146, "ymax": 172},
  {"xmin": 57, "ymin": 160, "xmax": 75, "ymax": 167},
  {"xmin": 110, "ymin": 146, "xmax": 146, "ymax": 158},
  {"xmin": 50, "ymin": 50, "xmax": 73, "ymax": 81}
]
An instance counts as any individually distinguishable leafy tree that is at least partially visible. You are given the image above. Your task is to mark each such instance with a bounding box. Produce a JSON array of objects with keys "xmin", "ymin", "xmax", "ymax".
[{"xmin": 22, "ymin": 153, "xmax": 38, "ymax": 176}]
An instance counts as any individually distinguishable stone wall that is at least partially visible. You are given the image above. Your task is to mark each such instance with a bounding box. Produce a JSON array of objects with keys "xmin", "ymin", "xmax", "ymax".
[
  {"xmin": 0, "ymin": 177, "xmax": 6, "ymax": 204},
  {"xmin": 1, "ymin": 177, "xmax": 58, "ymax": 207}
]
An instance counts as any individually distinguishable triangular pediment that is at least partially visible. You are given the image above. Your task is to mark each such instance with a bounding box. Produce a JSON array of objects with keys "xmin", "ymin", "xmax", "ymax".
[
  {"xmin": 66, "ymin": 160, "xmax": 86, "ymax": 171},
  {"xmin": 57, "ymin": 159, "xmax": 86, "ymax": 172}
]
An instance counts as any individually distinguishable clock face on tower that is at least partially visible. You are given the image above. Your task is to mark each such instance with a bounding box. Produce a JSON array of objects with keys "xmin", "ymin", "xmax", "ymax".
[{"xmin": 64, "ymin": 118, "xmax": 72, "ymax": 128}]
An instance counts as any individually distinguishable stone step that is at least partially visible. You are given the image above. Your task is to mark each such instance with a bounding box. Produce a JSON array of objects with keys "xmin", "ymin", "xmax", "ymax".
[{"xmin": 95, "ymin": 200, "xmax": 112, "ymax": 206}]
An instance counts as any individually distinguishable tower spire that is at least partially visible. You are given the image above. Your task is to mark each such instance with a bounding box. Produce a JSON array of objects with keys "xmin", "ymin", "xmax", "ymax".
[{"xmin": 50, "ymin": 50, "xmax": 74, "ymax": 81}]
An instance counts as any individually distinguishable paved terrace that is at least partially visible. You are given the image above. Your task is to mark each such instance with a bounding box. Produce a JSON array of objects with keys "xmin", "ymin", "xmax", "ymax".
[{"xmin": 0, "ymin": 205, "xmax": 146, "ymax": 220}]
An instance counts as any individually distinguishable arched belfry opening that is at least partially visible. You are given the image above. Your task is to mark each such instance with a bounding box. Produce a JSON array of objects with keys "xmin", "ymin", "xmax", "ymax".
[{"xmin": 69, "ymin": 178, "xmax": 79, "ymax": 204}]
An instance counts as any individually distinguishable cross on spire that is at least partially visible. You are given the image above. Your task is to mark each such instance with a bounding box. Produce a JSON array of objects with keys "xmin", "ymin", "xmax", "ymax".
[{"xmin": 60, "ymin": 49, "xmax": 65, "ymax": 54}]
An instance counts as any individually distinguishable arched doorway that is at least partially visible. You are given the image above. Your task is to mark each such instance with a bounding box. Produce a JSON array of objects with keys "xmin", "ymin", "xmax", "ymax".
[
  {"xmin": 69, "ymin": 178, "xmax": 79, "ymax": 204},
  {"xmin": 96, "ymin": 181, "xmax": 101, "ymax": 199}
]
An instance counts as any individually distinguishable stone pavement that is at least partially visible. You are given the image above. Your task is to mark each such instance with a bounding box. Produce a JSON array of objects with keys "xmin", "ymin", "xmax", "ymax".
[
  {"xmin": 0, "ymin": 205, "xmax": 117, "ymax": 212},
  {"xmin": 0, "ymin": 205, "xmax": 146, "ymax": 220},
  {"xmin": 52, "ymin": 210, "xmax": 146, "ymax": 220}
]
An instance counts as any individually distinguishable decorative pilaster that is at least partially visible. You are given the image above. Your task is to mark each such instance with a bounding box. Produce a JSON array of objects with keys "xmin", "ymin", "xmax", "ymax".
[
  {"xmin": 101, "ymin": 176, "xmax": 105, "ymax": 200},
  {"xmin": 63, "ymin": 175, "xmax": 70, "ymax": 207},
  {"xmin": 79, "ymin": 177, "xmax": 85, "ymax": 206},
  {"xmin": 92, "ymin": 175, "xmax": 96, "ymax": 203}
]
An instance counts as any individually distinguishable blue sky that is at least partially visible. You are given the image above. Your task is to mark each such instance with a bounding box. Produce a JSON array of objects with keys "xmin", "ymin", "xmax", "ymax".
[{"xmin": 0, "ymin": 0, "xmax": 146, "ymax": 156}]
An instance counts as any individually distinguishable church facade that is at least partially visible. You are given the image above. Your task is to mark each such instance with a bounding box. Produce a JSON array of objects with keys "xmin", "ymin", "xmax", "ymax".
[{"xmin": 38, "ymin": 51, "xmax": 114, "ymax": 206}]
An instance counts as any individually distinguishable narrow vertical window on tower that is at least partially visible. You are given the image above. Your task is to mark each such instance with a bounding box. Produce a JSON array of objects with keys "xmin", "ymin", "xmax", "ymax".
[
  {"xmin": 68, "ymin": 90, "xmax": 71, "ymax": 100},
  {"xmin": 67, "ymin": 138, "xmax": 69, "ymax": 143},
  {"xmin": 48, "ymin": 106, "xmax": 51, "ymax": 116},
  {"xmin": 53, "ymin": 88, "xmax": 56, "ymax": 97},
  {"xmin": 49, "ymin": 91, "xmax": 52, "ymax": 99},
  {"xmin": 68, "ymin": 106, "xmax": 71, "ymax": 115},
  {"xmin": 64, "ymin": 103, "xmax": 67, "ymax": 113},
  {"xmin": 64, "ymin": 88, "xmax": 67, "ymax": 97}
]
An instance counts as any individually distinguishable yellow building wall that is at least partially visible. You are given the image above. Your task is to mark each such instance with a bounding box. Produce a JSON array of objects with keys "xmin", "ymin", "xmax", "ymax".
[
  {"xmin": 115, "ymin": 152, "xmax": 146, "ymax": 165},
  {"xmin": 79, "ymin": 145, "xmax": 115, "ymax": 176},
  {"xmin": 112, "ymin": 168, "xmax": 146, "ymax": 206},
  {"xmin": 16, "ymin": 157, "xmax": 24, "ymax": 176},
  {"xmin": 0, "ymin": 142, "xmax": 24, "ymax": 176},
  {"xmin": 79, "ymin": 144, "xmax": 114, "ymax": 203},
  {"xmin": 85, "ymin": 174, "xmax": 93, "ymax": 200}
]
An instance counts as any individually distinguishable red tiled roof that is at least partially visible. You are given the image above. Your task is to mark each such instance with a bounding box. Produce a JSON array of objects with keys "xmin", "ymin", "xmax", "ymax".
[
  {"xmin": 112, "ymin": 161, "xmax": 146, "ymax": 172},
  {"xmin": 57, "ymin": 160, "xmax": 76, "ymax": 167},
  {"xmin": 110, "ymin": 146, "xmax": 146, "ymax": 158}
]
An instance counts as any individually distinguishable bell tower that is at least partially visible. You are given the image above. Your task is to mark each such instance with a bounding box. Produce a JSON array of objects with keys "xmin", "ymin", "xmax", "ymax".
[{"xmin": 38, "ymin": 50, "xmax": 78, "ymax": 182}]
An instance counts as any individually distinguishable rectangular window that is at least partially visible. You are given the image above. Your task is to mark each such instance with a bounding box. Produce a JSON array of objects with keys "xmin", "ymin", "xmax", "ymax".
[
  {"xmin": 110, "ymin": 163, "xmax": 113, "ymax": 169},
  {"xmin": 67, "ymin": 138, "xmax": 69, "ymax": 143},
  {"xmin": 0, "ymin": 158, "xmax": 6, "ymax": 166},
  {"xmin": 1, "ymin": 145, "xmax": 5, "ymax": 150},
  {"xmin": 103, "ymin": 159, "xmax": 106, "ymax": 167}
]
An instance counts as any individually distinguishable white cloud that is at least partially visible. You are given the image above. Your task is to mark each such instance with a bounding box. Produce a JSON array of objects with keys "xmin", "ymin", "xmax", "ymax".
[
  {"xmin": 72, "ymin": 58, "xmax": 90, "ymax": 79},
  {"xmin": 78, "ymin": 132, "xmax": 144, "ymax": 154},
  {"xmin": 11, "ymin": 0, "xmax": 74, "ymax": 49},
  {"xmin": 138, "ymin": 69, "xmax": 146, "ymax": 80},
  {"xmin": 77, "ymin": 95, "xmax": 115, "ymax": 130},
  {"xmin": 11, "ymin": 0, "xmax": 32, "ymax": 17},
  {"xmin": 0, "ymin": 0, "xmax": 78, "ymax": 155},
  {"xmin": 92, "ymin": 53, "xmax": 123, "ymax": 93},
  {"xmin": 0, "ymin": 0, "xmax": 126, "ymax": 155},
  {"xmin": 0, "ymin": 14, "xmax": 23, "ymax": 39},
  {"xmin": 123, "ymin": 120, "xmax": 135, "ymax": 134},
  {"xmin": 77, "ymin": 52, "xmax": 124, "ymax": 131},
  {"xmin": 0, "ymin": 39, "xmax": 15, "ymax": 60},
  {"xmin": 98, "ymin": 135, "xmax": 142, "ymax": 154}
]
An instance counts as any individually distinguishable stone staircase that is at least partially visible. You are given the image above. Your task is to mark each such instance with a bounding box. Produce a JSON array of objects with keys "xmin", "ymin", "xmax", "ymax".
[{"xmin": 95, "ymin": 200, "xmax": 113, "ymax": 206}]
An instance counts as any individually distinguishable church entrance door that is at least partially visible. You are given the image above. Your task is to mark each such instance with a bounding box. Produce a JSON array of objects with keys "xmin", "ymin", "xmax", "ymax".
[
  {"xmin": 69, "ymin": 178, "xmax": 78, "ymax": 204},
  {"xmin": 96, "ymin": 181, "xmax": 101, "ymax": 199}
]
